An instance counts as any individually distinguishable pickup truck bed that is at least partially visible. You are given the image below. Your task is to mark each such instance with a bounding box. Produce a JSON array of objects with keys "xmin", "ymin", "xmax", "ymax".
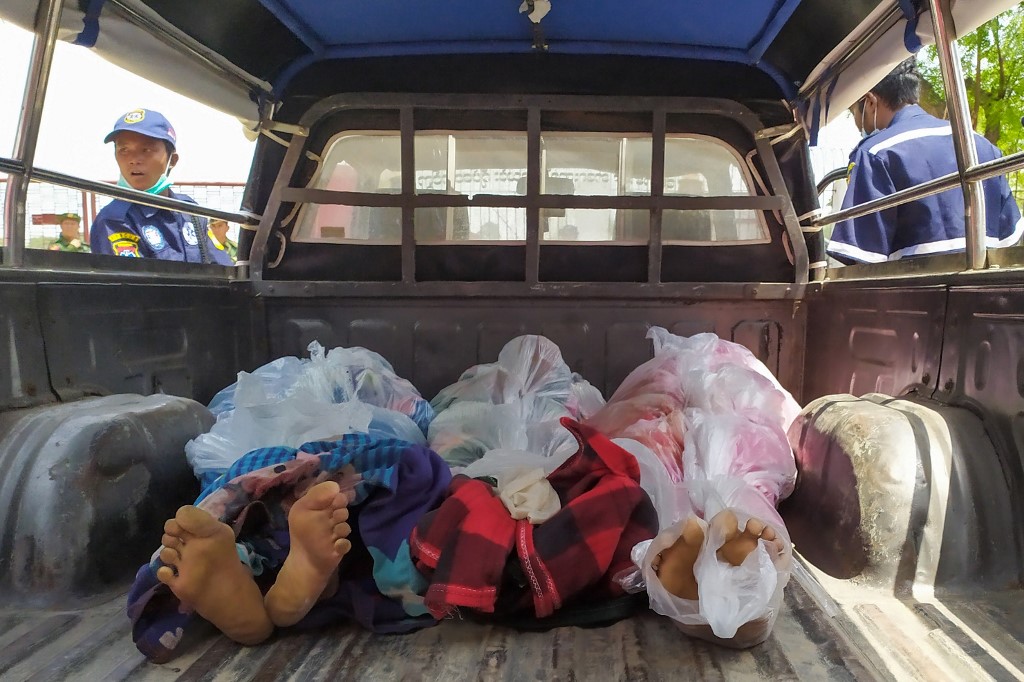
[
  {"xmin": 4, "ymin": 562, "xmax": 1023, "ymax": 681},
  {"xmin": 4, "ymin": 279, "xmax": 1024, "ymax": 681}
]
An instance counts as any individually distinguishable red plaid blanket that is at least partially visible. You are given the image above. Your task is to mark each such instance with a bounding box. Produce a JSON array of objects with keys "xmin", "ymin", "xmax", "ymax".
[{"xmin": 411, "ymin": 418, "xmax": 658, "ymax": 619}]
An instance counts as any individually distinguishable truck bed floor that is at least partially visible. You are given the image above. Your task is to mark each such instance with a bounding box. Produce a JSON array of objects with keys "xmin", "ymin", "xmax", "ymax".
[{"xmin": 2, "ymin": 568, "xmax": 1022, "ymax": 681}]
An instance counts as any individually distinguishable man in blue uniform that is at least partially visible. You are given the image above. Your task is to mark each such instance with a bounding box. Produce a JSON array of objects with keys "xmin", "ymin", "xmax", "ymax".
[
  {"xmin": 827, "ymin": 58, "xmax": 1023, "ymax": 264},
  {"xmin": 89, "ymin": 108, "xmax": 233, "ymax": 264}
]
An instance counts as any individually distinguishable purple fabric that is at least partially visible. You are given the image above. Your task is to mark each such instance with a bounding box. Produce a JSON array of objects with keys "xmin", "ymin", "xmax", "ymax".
[{"xmin": 128, "ymin": 435, "xmax": 451, "ymax": 662}]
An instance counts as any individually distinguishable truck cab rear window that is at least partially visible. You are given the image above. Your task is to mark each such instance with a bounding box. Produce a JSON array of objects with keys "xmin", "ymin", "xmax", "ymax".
[{"xmin": 291, "ymin": 130, "xmax": 767, "ymax": 246}]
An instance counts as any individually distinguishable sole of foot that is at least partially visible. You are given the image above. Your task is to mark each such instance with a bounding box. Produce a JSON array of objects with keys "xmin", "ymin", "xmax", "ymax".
[
  {"xmin": 156, "ymin": 505, "xmax": 273, "ymax": 646},
  {"xmin": 711, "ymin": 510, "xmax": 785, "ymax": 567},
  {"xmin": 652, "ymin": 517, "xmax": 706, "ymax": 600},
  {"xmin": 264, "ymin": 480, "xmax": 353, "ymax": 628}
]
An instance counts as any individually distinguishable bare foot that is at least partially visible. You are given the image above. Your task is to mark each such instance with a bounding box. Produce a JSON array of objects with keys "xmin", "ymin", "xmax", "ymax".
[
  {"xmin": 711, "ymin": 511, "xmax": 785, "ymax": 566},
  {"xmin": 156, "ymin": 506, "xmax": 273, "ymax": 646},
  {"xmin": 264, "ymin": 481, "xmax": 353, "ymax": 627},
  {"xmin": 653, "ymin": 517, "xmax": 705, "ymax": 600}
]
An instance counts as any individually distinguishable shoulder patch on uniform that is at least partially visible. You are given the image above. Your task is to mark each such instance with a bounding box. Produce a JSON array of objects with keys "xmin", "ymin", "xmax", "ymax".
[
  {"xmin": 112, "ymin": 240, "xmax": 140, "ymax": 257},
  {"xmin": 108, "ymin": 231, "xmax": 140, "ymax": 243},
  {"xmin": 142, "ymin": 225, "xmax": 167, "ymax": 250},
  {"xmin": 846, "ymin": 161, "xmax": 855, "ymax": 179},
  {"xmin": 182, "ymin": 222, "xmax": 199, "ymax": 246}
]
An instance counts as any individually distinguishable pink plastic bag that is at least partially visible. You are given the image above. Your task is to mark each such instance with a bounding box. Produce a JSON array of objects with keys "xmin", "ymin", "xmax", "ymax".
[{"xmin": 607, "ymin": 327, "xmax": 798, "ymax": 645}]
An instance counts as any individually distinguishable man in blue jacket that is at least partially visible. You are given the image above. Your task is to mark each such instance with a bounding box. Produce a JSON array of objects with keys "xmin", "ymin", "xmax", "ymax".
[
  {"xmin": 89, "ymin": 108, "xmax": 232, "ymax": 264},
  {"xmin": 827, "ymin": 58, "xmax": 1023, "ymax": 265}
]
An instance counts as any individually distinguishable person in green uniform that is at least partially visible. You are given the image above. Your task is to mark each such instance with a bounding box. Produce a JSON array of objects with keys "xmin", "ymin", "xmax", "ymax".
[
  {"xmin": 208, "ymin": 218, "xmax": 238, "ymax": 261},
  {"xmin": 48, "ymin": 212, "xmax": 90, "ymax": 252}
]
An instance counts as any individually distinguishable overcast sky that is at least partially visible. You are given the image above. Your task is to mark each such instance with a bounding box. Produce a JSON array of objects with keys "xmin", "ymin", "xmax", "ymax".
[
  {"xmin": 1, "ymin": 19, "xmax": 860, "ymax": 186},
  {"xmin": 0, "ymin": 19, "xmax": 257, "ymax": 184}
]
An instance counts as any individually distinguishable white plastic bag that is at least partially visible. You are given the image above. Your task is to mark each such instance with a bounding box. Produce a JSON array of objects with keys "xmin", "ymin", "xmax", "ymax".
[
  {"xmin": 612, "ymin": 437, "xmax": 692, "ymax": 529},
  {"xmin": 605, "ymin": 327, "xmax": 798, "ymax": 647},
  {"xmin": 186, "ymin": 395, "xmax": 372, "ymax": 477},
  {"xmin": 570, "ymin": 373, "xmax": 606, "ymax": 420},
  {"xmin": 188, "ymin": 340, "xmax": 432, "ymax": 479},
  {"xmin": 630, "ymin": 479, "xmax": 792, "ymax": 647},
  {"xmin": 460, "ymin": 446, "xmax": 576, "ymax": 480},
  {"xmin": 647, "ymin": 326, "xmax": 801, "ymax": 430},
  {"xmin": 682, "ymin": 410, "xmax": 797, "ymax": 506},
  {"xmin": 297, "ymin": 342, "xmax": 433, "ymax": 430},
  {"xmin": 365, "ymin": 404, "xmax": 427, "ymax": 445},
  {"xmin": 689, "ymin": 479, "xmax": 790, "ymax": 639},
  {"xmin": 428, "ymin": 398, "xmax": 577, "ymax": 468},
  {"xmin": 207, "ymin": 356, "xmax": 307, "ymax": 417},
  {"xmin": 431, "ymin": 335, "xmax": 599, "ymax": 418}
]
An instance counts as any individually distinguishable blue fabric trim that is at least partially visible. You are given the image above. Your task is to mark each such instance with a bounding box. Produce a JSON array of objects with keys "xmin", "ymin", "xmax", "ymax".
[
  {"xmin": 271, "ymin": 41, "xmax": 796, "ymax": 101},
  {"xmin": 822, "ymin": 73, "xmax": 841, "ymax": 128},
  {"xmin": 73, "ymin": 0, "xmax": 108, "ymax": 48},
  {"xmin": 809, "ymin": 92, "xmax": 823, "ymax": 147},
  {"xmin": 898, "ymin": 0, "xmax": 923, "ymax": 53},
  {"xmin": 747, "ymin": 0, "xmax": 802, "ymax": 63},
  {"xmin": 804, "ymin": 67, "xmax": 838, "ymax": 147}
]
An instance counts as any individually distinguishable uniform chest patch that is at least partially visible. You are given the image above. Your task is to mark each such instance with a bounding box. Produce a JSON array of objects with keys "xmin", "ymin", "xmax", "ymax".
[
  {"xmin": 182, "ymin": 222, "xmax": 199, "ymax": 246},
  {"xmin": 142, "ymin": 225, "xmax": 167, "ymax": 250},
  {"xmin": 113, "ymin": 240, "xmax": 140, "ymax": 257}
]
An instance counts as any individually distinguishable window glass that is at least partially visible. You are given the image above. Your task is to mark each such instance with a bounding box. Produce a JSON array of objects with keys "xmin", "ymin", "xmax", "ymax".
[
  {"xmin": 414, "ymin": 134, "xmax": 527, "ymax": 242},
  {"xmin": 541, "ymin": 135, "xmax": 652, "ymax": 196},
  {"xmin": 664, "ymin": 137, "xmax": 751, "ymax": 196},
  {"xmin": 0, "ymin": 27, "xmax": 255, "ymax": 258},
  {"xmin": 27, "ymin": 182, "xmax": 89, "ymax": 252},
  {"xmin": 416, "ymin": 207, "xmax": 525, "ymax": 242},
  {"xmin": 415, "ymin": 134, "xmax": 527, "ymax": 197},
  {"xmin": 662, "ymin": 210, "xmax": 766, "ymax": 243},
  {"xmin": 293, "ymin": 128, "xmax": 767, "ymax": 246},
  {"xmin": 293, "ymin": 134, "xmax": 402, "ymax": 243},
  {"xmin": 542, "ymin": 209, "xmax": 649, "ymax": 242},
  {"xmin": 663, "ymin": 136, "xmax": 767, "ymax": 242},
  {"xmin": 539, "ymin": 135, "xmax": 651, "ymax": 243},
  {"xmin": 32, "ymin": 41, "xmax": 256, "ymax": 185}
]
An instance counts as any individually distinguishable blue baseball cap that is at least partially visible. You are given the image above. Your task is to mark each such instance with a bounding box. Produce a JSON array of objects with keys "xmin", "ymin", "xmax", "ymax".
[{"xmin": 104, "ymin": 109, "xmax": 177, "ymax": 150}]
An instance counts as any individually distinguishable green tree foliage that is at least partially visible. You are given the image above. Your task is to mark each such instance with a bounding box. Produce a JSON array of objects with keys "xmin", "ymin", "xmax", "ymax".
[{"xmin": 918, "ymin": 6, "xmax": 1024, "ymax": 199}]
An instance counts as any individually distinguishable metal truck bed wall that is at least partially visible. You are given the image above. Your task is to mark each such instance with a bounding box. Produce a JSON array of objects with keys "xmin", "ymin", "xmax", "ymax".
[
  {"xmin": 260, "ymin": 289, "xmax": 805, "ymax": 402},
  {"xmin": 800, "ymin": 277, "xmax": 1024, "ymax": 572},
  {"xmin": 1, "ymin": 271, "xmax": 261, "ymax": 411}
]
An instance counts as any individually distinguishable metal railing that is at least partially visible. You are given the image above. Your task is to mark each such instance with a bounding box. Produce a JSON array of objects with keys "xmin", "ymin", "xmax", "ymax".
[
  {"xmin": 0, "ymin": 175, "xmax": 248, "ymax": 247},
  {"xmin": 811, "ymin": 149, "xmax": 1024, "ymax": 228},
  {"xmin": 0, "ymin": 0, "xmax": 263, "ymax": 269},
  {"xmin": 808, "ymin": 0, "xmax": 1024, "ymax": 272}
]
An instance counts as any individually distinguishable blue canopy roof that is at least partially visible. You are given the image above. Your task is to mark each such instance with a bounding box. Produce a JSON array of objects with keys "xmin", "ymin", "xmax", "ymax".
[
  {"xmin": 261, "ymin": 0, "xmax": 803, "ymax": 95},
  {"xmin": 268, "ymin": 0, "xmax": 797, "ymax": 55}
]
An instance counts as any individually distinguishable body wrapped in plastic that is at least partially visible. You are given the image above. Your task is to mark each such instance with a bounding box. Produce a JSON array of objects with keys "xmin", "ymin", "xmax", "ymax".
[
  {"xmin": 606, "ymin": 327, "xmax": 797, "ymax": 646},
  {"xmin": 428, "ymin": 336, "xmax": 604, "ymax": 468},
  {"xmin": 589, "ymin": 328, "xmax": 801, "ymax": 483},
  {"xmin": 187, "ymin": 342, "xmax": 434, "ymax": 481}
]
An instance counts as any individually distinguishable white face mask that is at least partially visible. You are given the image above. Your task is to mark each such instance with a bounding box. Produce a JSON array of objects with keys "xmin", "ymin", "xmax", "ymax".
[
  {"xmin": 116, "ymin": 158, "xmax": 175, "ymax": 194},
  {"xmin": 857, "ymin": 98, "xmax": 879, "ymax": 138},
  {"xmin": 118, "ymin": 173, "xmax": 174, "ymax": 194}
]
